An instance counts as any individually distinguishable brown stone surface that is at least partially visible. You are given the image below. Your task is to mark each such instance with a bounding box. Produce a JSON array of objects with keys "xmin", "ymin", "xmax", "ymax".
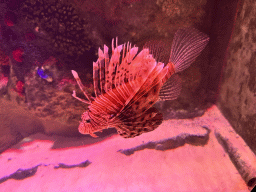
[{"xmin": 0, "ymin": 105, "xmax": 253, "ymax": 191}]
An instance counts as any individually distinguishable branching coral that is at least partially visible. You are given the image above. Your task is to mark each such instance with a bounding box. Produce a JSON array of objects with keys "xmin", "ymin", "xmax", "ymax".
[{"xmin": 21, "ymin": 0, "xmax": 91, "ymax": 56}]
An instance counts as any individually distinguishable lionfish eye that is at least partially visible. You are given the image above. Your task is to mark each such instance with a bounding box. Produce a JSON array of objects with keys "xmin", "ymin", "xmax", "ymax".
[{"xmin": 85, "ymin": 119, "xmax": 91, "ymax": 123}]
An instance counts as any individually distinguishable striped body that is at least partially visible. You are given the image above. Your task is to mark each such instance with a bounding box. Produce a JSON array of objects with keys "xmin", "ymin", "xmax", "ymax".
[{"xmin": 72, "ymin": 28, "xmax": 209, "ymax": 138}]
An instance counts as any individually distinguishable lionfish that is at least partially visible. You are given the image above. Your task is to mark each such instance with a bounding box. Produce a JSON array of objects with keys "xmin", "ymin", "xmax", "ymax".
[{"xmin": 71, "ymin": 28, "xmax": 209, "ymax": 138}]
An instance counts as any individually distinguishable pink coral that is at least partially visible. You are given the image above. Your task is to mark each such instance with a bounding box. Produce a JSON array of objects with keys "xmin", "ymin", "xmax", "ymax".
[
  {"xmin": 12, "ymin": 48, "xmax": 24, "ymax": 62},
  {"xmin": 0, "ymin": 74, "xmax": 8, "ymax": 90}
]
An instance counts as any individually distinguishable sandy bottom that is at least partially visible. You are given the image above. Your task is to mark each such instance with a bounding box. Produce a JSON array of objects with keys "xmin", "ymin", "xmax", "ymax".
[{"xmin": 0, "ymin": 105, "xmax": 251, "ymax": 192}]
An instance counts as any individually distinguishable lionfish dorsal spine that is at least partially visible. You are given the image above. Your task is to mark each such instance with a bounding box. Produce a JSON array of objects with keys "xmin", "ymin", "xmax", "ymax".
[
  {"xmin": 115, "ymin": 43, "xmax": 139, "ymax": 87},
  {"xmin": 103, "ymin": 45, "xmax": 110, "ymax": 89},
  {"xmin": 93, "ymin": 61, "xmax": 100, "ymax": 97},
  {"xmin": 94, "ymin": 45, "xmax": 110, "ymax": 97},
  {"xmin": 105, "ymin": 39, "xmax": 123, "ymax": 92}
]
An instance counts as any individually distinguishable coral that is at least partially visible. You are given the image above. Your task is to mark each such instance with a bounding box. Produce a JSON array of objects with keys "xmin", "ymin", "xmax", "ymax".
[
  {"xmin": 4, "ymin": 11, "xmax": 17, "ymax": 26},
  {"xmin": 156, "ymin": 0, "xmax": 206, "ymax": 27},
  {"xmin": 0, "ymin": 73, "xmax": 8, "ymax": 90},
  {"xmin": 23, "ymin": 60, "xmax": 85, "ymax": 122},
  {"xmin": 12, "ymin": 47, "xmax": 24, "ymax": 62},
  {"xmin": 0, "ymin": 48, "xmax": 9, "ymax": 66},
  {"xmin": 14, "ymin": 80, "xmax": 25, "ymax": 96},
  {"xmin": 21, "ymin": 0, "xmax": 91, "ymax": 56}
]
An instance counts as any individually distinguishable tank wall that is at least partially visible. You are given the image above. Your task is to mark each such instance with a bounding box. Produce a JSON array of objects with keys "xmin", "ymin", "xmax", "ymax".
[{"xmin": 217, "ymin": 0, "xmax": 256, "ymax": 153}]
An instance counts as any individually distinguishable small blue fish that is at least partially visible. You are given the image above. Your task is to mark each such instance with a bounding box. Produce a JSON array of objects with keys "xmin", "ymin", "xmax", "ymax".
[{"xmin": 37, "ymin": 67, "xmax": 53, "ymax": 82}]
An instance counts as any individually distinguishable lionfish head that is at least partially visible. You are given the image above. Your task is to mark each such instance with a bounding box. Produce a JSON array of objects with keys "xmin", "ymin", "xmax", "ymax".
[{"xmin": 78, "ymin": 111, "xmax": 99, "ymax": 138}]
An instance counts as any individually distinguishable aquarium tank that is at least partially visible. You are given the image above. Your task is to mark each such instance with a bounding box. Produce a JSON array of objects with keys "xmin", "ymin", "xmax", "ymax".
[{"xmin": 0, "ymin": 0, "xmax": 255, "ymax": 191}]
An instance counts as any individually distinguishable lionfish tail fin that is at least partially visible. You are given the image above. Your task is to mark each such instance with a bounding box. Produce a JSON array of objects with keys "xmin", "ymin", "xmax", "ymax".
[{"xmin": 169, "ymin": 27, "xmax": 209, "ymax": 73}]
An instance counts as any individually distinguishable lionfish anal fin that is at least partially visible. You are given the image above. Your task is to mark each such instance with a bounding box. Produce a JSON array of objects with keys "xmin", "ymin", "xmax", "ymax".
[{"xmin": 159, "ymin": 74, "xmax": 182, "ymax": 101}]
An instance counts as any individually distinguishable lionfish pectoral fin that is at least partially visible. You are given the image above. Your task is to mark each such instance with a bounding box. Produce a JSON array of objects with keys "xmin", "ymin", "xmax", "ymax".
[
  {"xmin": 169, "ymin": 27, "xmax": 209, "ymax": 73},
  {"xmin": 71, "ymin": 70, "xmax": 92, "ymax": 103},
  {"xmin": 72, "ymin": 90, "xmax": 91, "ymax": 104},
  {"xmin": 90, "ymin": 132, "xmax": 99, "ymax": 138},
  {"xmin": 159, "ymin": 74, "xmax": 182, "ymax": 101},
  {"xmin": 117, "ymin": 107, "xmax": 163, "ymax": 138}
]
